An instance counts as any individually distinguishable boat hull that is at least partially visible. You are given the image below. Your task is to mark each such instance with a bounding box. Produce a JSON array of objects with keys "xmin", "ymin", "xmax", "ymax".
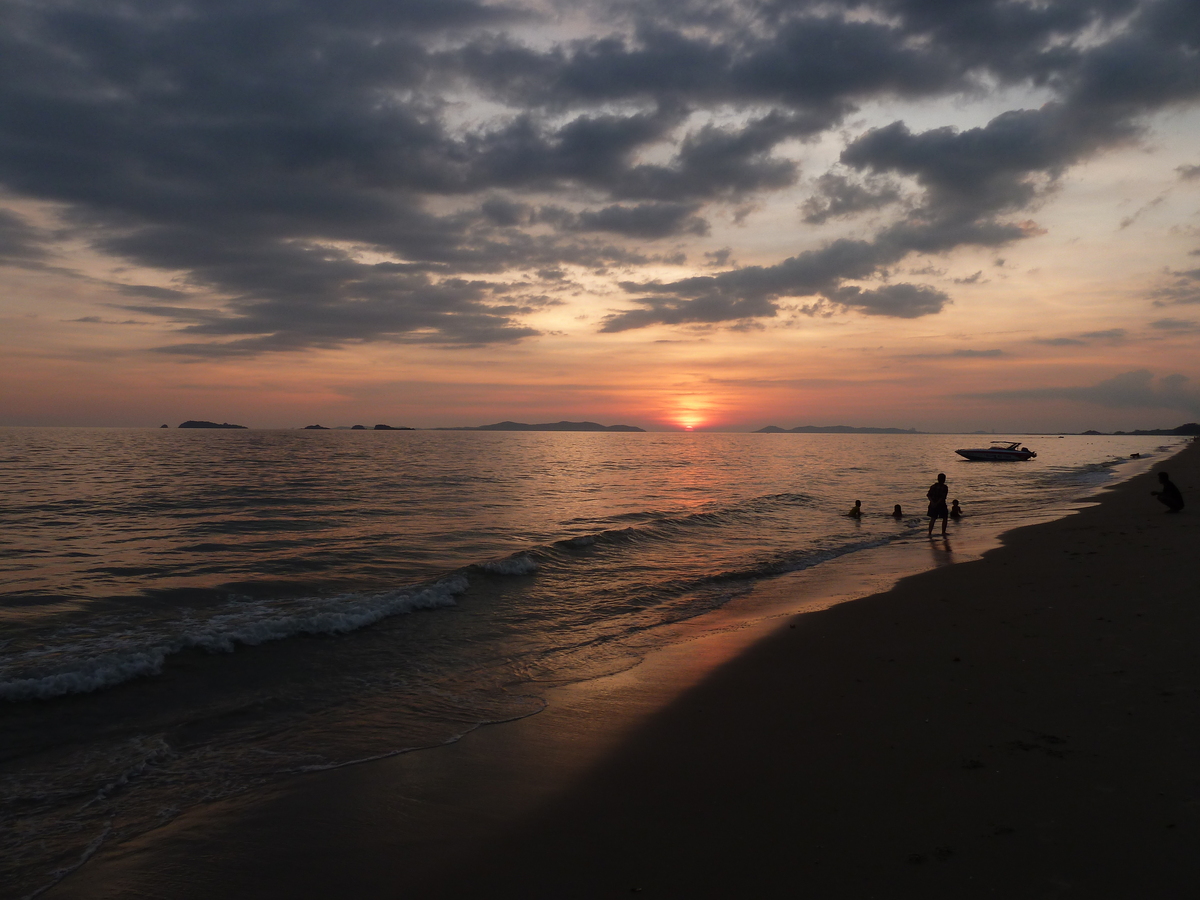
[{"xmin": 955, "ymin": 448, "xmax": 1036, "ymax": 461}]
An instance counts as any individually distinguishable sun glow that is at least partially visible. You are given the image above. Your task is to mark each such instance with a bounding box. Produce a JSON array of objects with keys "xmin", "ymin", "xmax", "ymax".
[
  {"xmin": 674, "ymin": 412, "xmax": 707, "ymax": 431},
  {"xmin": 663, "ymin": 390, "xmax": 723, "ymax": 432}
]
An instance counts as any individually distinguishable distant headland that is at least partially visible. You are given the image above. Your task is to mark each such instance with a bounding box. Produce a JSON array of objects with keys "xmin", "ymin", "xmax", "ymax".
[
  {"xmin": 437, "ymin": 421, "xmax": 645, "ymax": 432},
  {"xmin": 293, "ymin": 420, "xmax": 641, "ymax": 432},
  {"xmin": 1083, "ymin": 423, "xmax": 1200, "ymax": 436},
  {"xmin": 170, "ymin": 421, "xmax": 1199, "ymax": 435},
  {"xmin": 305, "ymin": 424, "xmax": 414, "ymax": 430},
  {"xmin": 756, "ymin": 425, "xmax": 922, "ymax": 434}
]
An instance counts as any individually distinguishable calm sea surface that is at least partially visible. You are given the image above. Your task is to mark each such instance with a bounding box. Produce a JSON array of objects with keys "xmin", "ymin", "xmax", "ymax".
[{"xmin": 0, "ymin": 428, "xmax": 1185, "ymax": 896}]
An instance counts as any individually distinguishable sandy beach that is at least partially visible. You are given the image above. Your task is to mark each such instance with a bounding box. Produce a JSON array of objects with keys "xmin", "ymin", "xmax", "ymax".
[{"xmin": 45, "ymin": 441, "xmax": 1198, "ymax": 900}]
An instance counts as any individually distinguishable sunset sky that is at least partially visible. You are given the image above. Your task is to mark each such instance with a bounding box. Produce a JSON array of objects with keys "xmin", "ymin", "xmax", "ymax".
[{"xmin": 2, "ymin": 0, "xmax": 1199, "ymax": 432}]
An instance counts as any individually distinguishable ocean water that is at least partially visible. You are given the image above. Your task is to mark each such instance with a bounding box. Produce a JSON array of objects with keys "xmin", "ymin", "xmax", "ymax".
[{"xmin": 0, "ymin": 427, "xmax": 1185, "ymax": 897}]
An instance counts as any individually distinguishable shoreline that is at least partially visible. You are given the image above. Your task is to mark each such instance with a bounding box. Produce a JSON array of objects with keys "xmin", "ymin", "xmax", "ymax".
[{"xmin": 41, "ymin": 441, "xmax": 1196, "ymax": 899}]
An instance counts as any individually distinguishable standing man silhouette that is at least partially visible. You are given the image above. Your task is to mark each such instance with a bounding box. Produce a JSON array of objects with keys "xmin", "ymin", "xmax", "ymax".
[{"xmin": 927, "ymin": 473, "xmax": 949, "ymax": 537}]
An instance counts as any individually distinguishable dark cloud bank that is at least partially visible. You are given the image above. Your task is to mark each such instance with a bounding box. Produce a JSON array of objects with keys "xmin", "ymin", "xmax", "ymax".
[
  {"xmin": 965, "ymin": 369, "xmax": 1200, "ymax": 417},
  {"xmin": 1, "ymin": 0, "xmax": 1198, "ymax": 354}
]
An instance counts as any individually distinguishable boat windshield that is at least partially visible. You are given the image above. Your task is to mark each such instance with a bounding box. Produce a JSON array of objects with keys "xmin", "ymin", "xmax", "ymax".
[{"xmin": 989, "ymin": 441, "xmax": 1021, "ymax": 449}]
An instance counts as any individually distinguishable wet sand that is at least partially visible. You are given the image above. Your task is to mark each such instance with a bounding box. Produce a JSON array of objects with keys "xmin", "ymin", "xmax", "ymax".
[{"xmin": 47, "ymin": 442, "xmax": 1198, "ymax": 899}]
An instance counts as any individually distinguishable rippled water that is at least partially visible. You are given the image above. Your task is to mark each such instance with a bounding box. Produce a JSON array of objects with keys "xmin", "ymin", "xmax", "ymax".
[{"xmin": 0, "ymin": 427, "xmax": 1183, "ymax": 897}]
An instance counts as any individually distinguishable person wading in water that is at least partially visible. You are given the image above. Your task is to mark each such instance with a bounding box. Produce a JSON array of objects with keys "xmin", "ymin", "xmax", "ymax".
[{"xmin": 927, "ymin": 473, "xmax": 949, "ymax": 537}]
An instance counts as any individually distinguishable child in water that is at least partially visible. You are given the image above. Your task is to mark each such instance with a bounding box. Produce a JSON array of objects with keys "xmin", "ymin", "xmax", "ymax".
[
  {"xmin": 847, "ymin": 500, "xmax": 863, "ymax": 518},
  {"xmin": 950, "ymin": 499, "xmax": 963, "ymax": 519},
  {"xmin": 891, "ymin": 504, "xmax": 903, "ymax": 518}
]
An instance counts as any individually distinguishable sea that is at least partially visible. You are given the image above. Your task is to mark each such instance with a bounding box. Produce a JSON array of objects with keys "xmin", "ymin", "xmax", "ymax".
[{"xmin": 0, "ymin": 427, "xmax": 1186, "ymax": 898}]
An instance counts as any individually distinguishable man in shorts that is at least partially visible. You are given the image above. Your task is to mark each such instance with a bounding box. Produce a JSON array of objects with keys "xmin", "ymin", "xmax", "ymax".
[{"xmin": 927, "ymin": 472, "xmax": 949, "ymax": 536}]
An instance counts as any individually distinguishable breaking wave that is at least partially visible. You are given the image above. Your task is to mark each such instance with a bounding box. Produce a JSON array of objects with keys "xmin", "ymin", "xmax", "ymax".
[
  {"xmin": 480, "ymin": 555, "xmax": 539, "ymax": 575},
  {"xmin": 0, "ymin": 577, "xmax": 468, "ymax": 703}
]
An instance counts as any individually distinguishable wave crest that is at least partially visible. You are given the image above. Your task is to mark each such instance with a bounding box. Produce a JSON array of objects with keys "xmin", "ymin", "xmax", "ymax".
[{"xmin": 0, "ymin": 577, "xmax": 468, "ymax": 703}]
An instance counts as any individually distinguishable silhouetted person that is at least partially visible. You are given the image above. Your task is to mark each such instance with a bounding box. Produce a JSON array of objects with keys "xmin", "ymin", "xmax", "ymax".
[
  {"xmin": 927, "ymin": 473, "xmax": 949, "ymax": 536},
  {"xmin": 1151, "ymin": 471, "xmax": 1184, "ymax": 512},
  {"xmin": 847, "ymin": 500, "xmax": 863, "ymax": 518},
  {"xmin": 891, "ymin": 504, "xmax": 903, "ymax": 519},
  {"xmin": 950, "ymin": 499, "xmax": 963, "ymax": 520}
]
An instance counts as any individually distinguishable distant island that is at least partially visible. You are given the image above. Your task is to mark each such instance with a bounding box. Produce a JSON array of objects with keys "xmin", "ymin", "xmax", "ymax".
[
  {"xmin": 309, "ymin": 424, "xmax": 414, "ymax": 430},
  {"xmin": 437, "ymin": 421, "xmax": 645, "ymax": 432},
  {"xmin": 178, "ymin": 420, "xmax": 247, "ymax": 429},
  {"xmin": 756, "ymin": 425, "xmax": 921, "ymax": 434},
  {"xmin": 1084, "ymin": 423, "xmax": 1200, "ymax": 436}
]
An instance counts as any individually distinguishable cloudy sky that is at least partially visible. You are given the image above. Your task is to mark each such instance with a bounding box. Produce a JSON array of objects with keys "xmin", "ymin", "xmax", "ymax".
[{"xmin": 2, "ymin": 0, "xmax": 1199, "ymax": 431}]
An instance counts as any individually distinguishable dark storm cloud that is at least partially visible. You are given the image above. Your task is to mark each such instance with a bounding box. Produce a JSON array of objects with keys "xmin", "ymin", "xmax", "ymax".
[
  {"xmin": 825, "ymin": 283, "xmax": 950, "ymax": 318},
  {"xmin": 601, "ymin": 179, "xmax": 1033, "ymax": 329},
  {"xmin": 0, "ymin": 0, "xmax": 1198, "ymax": 349},
  {"xmin": 574, "ymin": 203, "xmax": 709, "ymax": 239},
  {"xmin": 463, "ymin": 106, "xmax": 682, "ymax": 193},
  {"xmin": 840, "ymin": 108, "xmax": 1120, "ymax": 216},
  {"xmin": 1034, "ymin": 337, "xmax": 1087, "ymax": 346},
  {"xmin": 1150, "ymin": 317, "xmax": 1198, "ymax": 330},
  {"xmin": 604, "ymin": 0, "xmax": 1200, "ymax": 333},
  {"xmin": 839, "ymin": 0, "xmax": 1138, "ymax": 81},
  {"xmin": 599, "ymin": 238, "xmax": 952, "ymax": 331},
  {"xmin": 1151, "ymin": 267, "xmax": 1200, "ymax": 305},
  {"xmin": 129, "ymin": 237, "xmax": 544, "ymax": 351},
  {"xmin": 952, "ymin": 348, "xmax": 1004, "ymax": 358},
  {"xmin": 613, "ymin": 113, "xmax": 813, "ymax": 201},
  {"xmin": 964, "ymin": 369, "xmax": 1200, "ymax": 415},
  {"xmin": 1119, "ymin": 194, "xmax": 1166, "ymax": 229},
  {"xmin": 0, "ymin": 208, "xmax": 48, "ymax": 265},
  {"xmin": 115, "ymin": 285, "xmax": 192, "ymax": 301},
  {"xmin": 462, "ymin": 109, "xmax": 811, "ymax": 202},
  {"xmin": 906, "ymin": 347, "xmax": 1005, "ymax": 358},
  {"xmin": 1034, "ymin": 328, "xmax": 1132, "ymax": 346},
  {"xmin": 481, "ymin": 197, "xmax": 532, "ymax": 227},
  {"xmin": 828, "ymin": 89, "xmax": 1145, "ymax": 267},
  {"xmin": 154, "ymin": 277, "xmax": 543, "ymax": 356},
  {"xmin": 455, "ymin": 12, "xmax": 965, "ymax": 110},
  {"xmin": 118, "ymin": 304, "xmax": 225, "ymax": 325},
  {"xmin": 801, "ymin": 173, "xmax": 902, "ymax": 225}
]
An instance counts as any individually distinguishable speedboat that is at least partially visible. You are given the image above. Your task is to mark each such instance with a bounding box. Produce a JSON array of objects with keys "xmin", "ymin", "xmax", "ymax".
[{"xmin": 955, "ymin": 441, "xmax": 1036, "ymax": 461}]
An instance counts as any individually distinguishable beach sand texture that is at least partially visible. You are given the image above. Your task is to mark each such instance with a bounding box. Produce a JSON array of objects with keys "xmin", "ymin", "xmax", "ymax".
[{"xmin": 46, "ymin": 441, "xmax": 1199, "ymax": 899}]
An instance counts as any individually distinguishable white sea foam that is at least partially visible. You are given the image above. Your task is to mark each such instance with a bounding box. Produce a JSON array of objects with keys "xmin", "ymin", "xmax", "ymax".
[
  {"xmin": 481, "ymin": 555, "xmax": 539, "ymax": 575},
  {"xmin": 0, "ymin": 577, "xmax": 468, "ymax": 703}
]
